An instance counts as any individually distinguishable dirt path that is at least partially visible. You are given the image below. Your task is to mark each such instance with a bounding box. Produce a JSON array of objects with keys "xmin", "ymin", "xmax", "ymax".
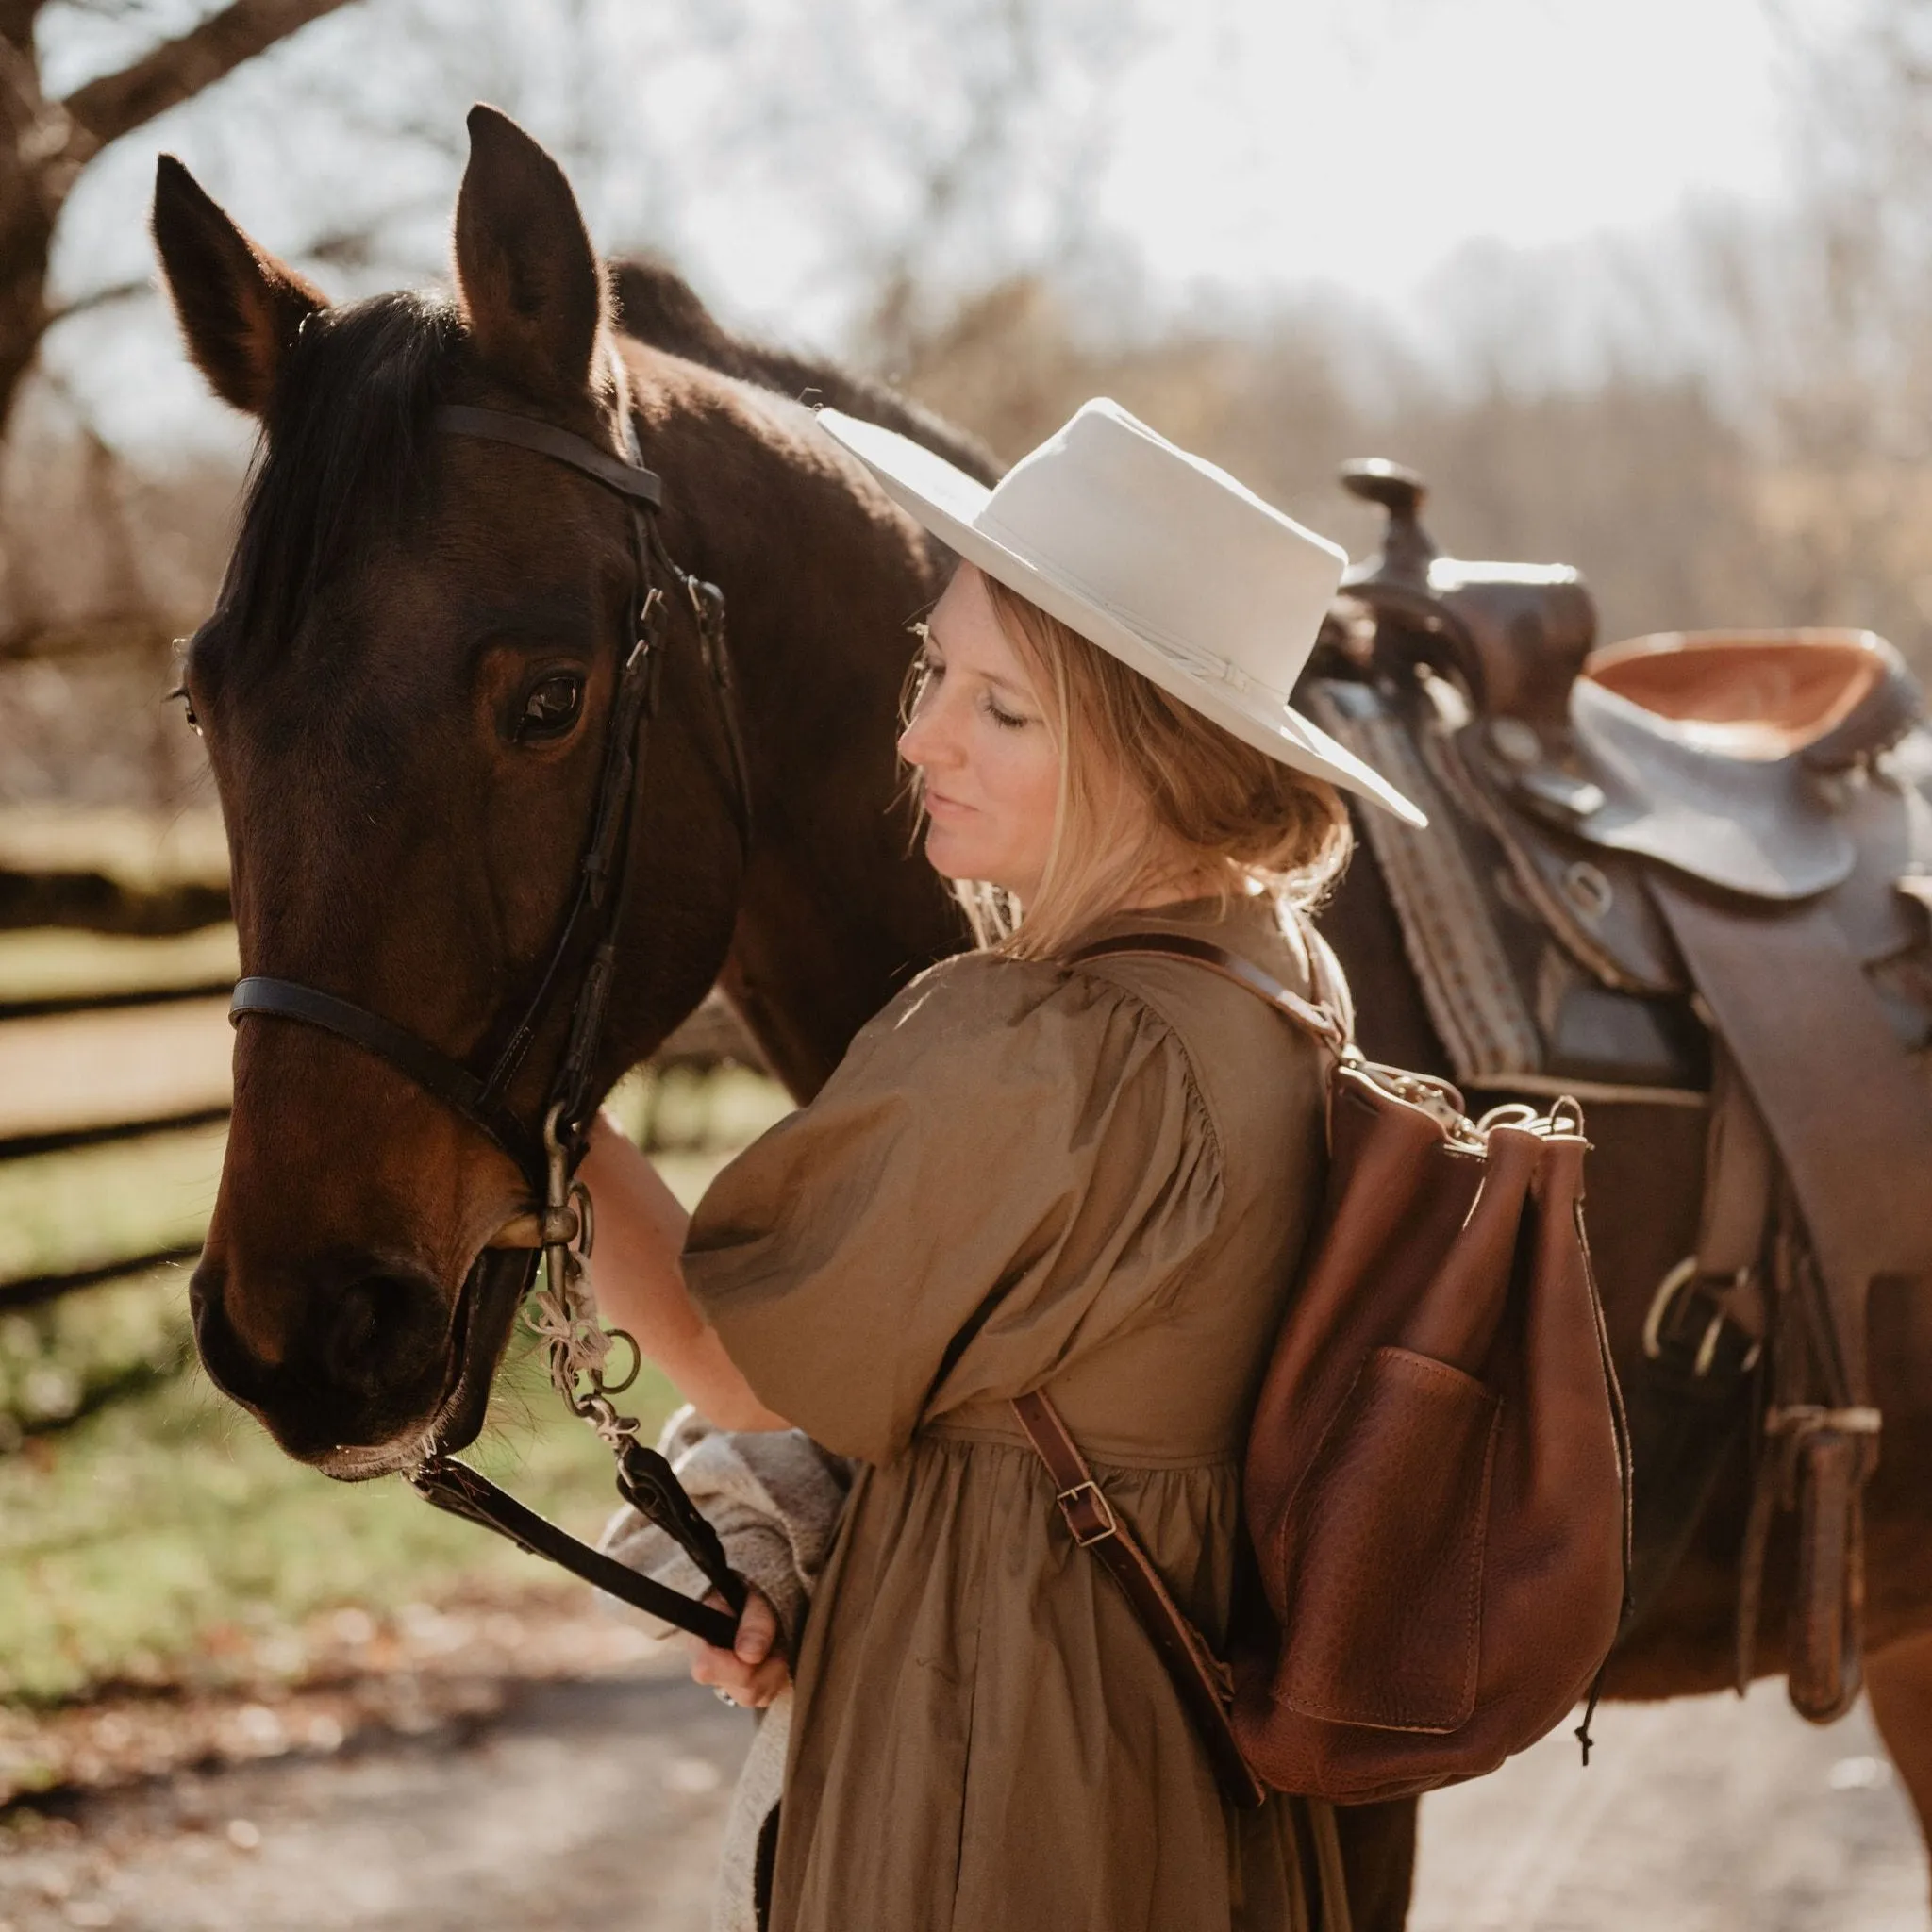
[
  {"xmin": 1, "ymin": 1662, "xmax": 743, "ymax": 1932},
  {"xmin": 3, "ymin": 1665, "xmax": 1924, "ymax": 1930},
  {"xmin": 1412, "ymin": 1688, "xmax": 1925, "ymax": 1931}
]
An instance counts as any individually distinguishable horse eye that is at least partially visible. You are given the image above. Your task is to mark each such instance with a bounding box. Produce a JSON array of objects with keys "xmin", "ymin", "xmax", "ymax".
[
  {"xmin": 167, "ymin": 683, "xmax": 201, "ymax": 735},
  {"xmin": 516, "ymin": 673, "xmax": 585, "ymax": 743}
]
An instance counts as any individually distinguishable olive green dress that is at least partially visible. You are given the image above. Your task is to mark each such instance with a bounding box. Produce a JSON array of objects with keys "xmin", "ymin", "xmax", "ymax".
[{"xmin": 684, "ymin": 895, "xmax": 1336, "ymax": 1932}]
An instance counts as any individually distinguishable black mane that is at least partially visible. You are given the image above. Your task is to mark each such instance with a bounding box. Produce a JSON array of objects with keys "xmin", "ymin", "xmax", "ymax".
[
  {"xmin": 213, "ymin": 263, "xmax": 994, "ymax": 664},
  {"xmin": 219, "ymin": 291, "xmax": 459, "ymax": 659}
]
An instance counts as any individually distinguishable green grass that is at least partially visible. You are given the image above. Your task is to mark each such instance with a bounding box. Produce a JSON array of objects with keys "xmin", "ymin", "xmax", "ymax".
[
  {"xmin": 0, "ymin": 1270, "xmax": 193, "ymax": 1442},
  {"xmin": 0, "ymin": 1125, "xmax": 225, "ymax": 1285},
  {"xmin": 0, "ymin": 1126, "xmax": 227, "ymax": 1439},
  {"xmin": 0, "ymin": 1118, "xmax": 780, "ymax": 1707},
  {"xmin": 0, "ymin": 1298, "xmax": 671, "ymax": 1705}
]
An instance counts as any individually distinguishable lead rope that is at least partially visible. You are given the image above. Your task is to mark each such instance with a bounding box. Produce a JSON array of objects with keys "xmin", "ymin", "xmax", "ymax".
[
  {"xmin": 523, "ymin": 1098, "xmax": 747, "ymax": 1610},
  {"xmin": 408, "ymin": 1092, "xmax": 745, "ymax": 1635},
  {"xmin": 525, "ymin": 1100, "xmax": 633, "ymax": 1440}
]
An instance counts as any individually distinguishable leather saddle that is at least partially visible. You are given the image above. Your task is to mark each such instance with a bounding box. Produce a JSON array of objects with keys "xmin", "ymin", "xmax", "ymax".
[
  {"xmin": 1463, "ymin": 639, "xmax": 1932, "ymax": 1040},
  {"xmin": 1311, "ymin": 461, "xmax": 1932, "ymax": 1078},
  {"xmin": 1305, "ymin": 458, "xmax": 1932, "ymax": 1723}
]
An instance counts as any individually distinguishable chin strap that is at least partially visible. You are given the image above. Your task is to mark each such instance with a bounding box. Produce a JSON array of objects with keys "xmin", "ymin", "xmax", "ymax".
[{"xmin": 410, "ymin": 1098, "xmax": 747, "ymax": 1646}]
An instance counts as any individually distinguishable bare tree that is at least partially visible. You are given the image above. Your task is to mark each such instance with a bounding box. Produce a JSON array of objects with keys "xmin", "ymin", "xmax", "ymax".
[
  {"xmin": 1685, "ymin": 0, "xmax": 1932, "ymax": 652},
  {"xmin": 0, "ymin": 0, "xmax": 358, "ymax": 436}
]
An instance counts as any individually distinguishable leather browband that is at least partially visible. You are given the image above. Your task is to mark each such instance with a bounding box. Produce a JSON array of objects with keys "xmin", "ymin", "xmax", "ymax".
[
  {"xmin": 434, "ymin": 405, "xmax": 663, "ymax": 507},
  {"xmin": 228, "ymin": 975, "xmax": 545, "ymax": 1183}
]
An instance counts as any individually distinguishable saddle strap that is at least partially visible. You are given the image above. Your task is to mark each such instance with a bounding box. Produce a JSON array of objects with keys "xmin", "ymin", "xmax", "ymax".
[
  {"xmin": 1786, "ymin": 1412, "xmax": 1874, "ymax": 1721},
  {"xmin": 1694, "ymin": 1049, "xmax": 1775, "ymax": 1321},
  {"xmin": 1650, "ymin": 877, "xmax": 1932, "ymax": 1398}
]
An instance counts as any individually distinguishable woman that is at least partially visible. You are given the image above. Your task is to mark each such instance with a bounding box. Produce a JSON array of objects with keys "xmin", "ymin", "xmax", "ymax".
[{"xmin": 582, "ymin": 398, "xmax": 1423, "ymax": 1931}]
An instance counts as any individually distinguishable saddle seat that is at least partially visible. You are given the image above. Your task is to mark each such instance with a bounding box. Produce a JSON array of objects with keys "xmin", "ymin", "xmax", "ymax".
[
  {"xmin": 1586, "ymin": 629, "xmax": 1915, "ymax": 763},
  {"xmin": 1484, "ymin": 628, "xmax": 1930, "ymax": 905},
  {"xmin": 1306, "ymin": 640, "xmax": 1932, "ymax": 1093}
]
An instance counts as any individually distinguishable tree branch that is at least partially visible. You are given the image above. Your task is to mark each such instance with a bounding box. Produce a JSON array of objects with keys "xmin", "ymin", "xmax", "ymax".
[
  {"xmin": 58, "ymin": 0, "xmax": 360, "ymax": 160},
  {"xmin": 40, "ymin": 211, "xmax": 398, "ymax": 328},
  {"xmin": 42, "ymin": 270, "xmax": 149, "ymax": 325}
]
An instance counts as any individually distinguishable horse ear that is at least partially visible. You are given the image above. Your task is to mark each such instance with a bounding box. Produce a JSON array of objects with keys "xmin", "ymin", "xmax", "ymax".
[
  {"xmin": 453, "ymin": 104, "xmax": 609, "ymax": 402},
  {"xmin": 151, "ymin": 156, "xmax": 325, "ymax": 418}
]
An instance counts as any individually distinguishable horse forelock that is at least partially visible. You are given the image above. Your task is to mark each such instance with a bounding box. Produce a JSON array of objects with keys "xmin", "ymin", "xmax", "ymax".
[{"xmin": 211, "ymin": 291, "xmax": 461, "ymax": 676}]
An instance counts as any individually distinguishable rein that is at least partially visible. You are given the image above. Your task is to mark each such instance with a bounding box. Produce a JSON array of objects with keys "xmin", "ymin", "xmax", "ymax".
[{"xmin": 227, "ymin": 399, "xmax": 752, "ymax": 1650}]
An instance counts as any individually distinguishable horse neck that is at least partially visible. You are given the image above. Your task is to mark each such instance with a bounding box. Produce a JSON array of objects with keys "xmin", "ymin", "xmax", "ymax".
[{"xmin": 649, "ymin": 376, "xmax": 966, "ymax": 1099}]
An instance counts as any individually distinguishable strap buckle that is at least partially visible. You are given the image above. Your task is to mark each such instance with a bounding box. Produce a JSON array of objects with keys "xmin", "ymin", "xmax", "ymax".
[
  {"xmin": 1642, "ymin": 1257, "xmax": 1765, "ymax": 1380},
  {"xmin": 1056, "ymin": 1478, "xmax": 1118, "ymax": 1547}
]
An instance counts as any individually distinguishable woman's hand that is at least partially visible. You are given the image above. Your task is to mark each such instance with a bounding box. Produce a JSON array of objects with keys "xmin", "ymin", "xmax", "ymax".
[{"xmin": 685, "ymin": 1588, "xmax": 791, "ymax": 1708}]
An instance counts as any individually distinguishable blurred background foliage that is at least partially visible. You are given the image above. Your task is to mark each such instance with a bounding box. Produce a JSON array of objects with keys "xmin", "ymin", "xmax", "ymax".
[{"xmin": 8, "ymin": 0, "xmax": 1932, "ymax": 808}]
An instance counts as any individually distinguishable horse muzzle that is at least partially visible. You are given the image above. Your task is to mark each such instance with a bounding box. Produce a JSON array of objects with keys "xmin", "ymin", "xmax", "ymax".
[{"xmin": 189, "ymin": 1238, "xmax": 534, "ymax": 1476}]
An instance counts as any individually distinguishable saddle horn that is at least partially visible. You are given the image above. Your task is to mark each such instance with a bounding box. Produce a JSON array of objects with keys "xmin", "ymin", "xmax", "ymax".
[
  {"xmin": 1340, "ymin": 458, "xmax": 1437, "ymax": 592},
  {"xmin": 1334, "ymin": 456, "xmax": 1597, "ymax": 727}
]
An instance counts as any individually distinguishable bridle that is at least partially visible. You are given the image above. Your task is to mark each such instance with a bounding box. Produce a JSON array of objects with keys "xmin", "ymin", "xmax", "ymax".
[
  {"xmin": 231, "ymin": 400, "xmax": 749, "ymax": 1191},
  {"xmin": 224, "ymin": 396, "xmax": 754, "ymax": 1648}
]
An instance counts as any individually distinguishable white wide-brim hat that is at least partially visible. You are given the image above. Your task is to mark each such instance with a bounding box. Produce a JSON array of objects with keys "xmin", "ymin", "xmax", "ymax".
[{"xmin": 817, "ymin": 398, "xmax": 1425, "ymax": 826}]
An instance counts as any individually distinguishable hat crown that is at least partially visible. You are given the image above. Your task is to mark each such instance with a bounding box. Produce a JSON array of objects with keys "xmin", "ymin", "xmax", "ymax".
[
  {"xmin": 978, "ymin": 399, "xmax": 1345, "ymax": 698},
  {"xmin": 810, "ymin": 397, "xmax": 1427, "ymax": 824}
]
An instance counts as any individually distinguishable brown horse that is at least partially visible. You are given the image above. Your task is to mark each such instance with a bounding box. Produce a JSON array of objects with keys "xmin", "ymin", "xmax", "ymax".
[{"xmin": 153, "ymin": 108, "xmax": 1932, "ymax": 1924}]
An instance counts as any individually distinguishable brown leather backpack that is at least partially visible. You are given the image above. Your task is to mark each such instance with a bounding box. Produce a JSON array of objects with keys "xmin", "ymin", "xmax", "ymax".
[{"xmin": 1015, "ymin": 930, "xmax": 1631, "ymax": 1809}]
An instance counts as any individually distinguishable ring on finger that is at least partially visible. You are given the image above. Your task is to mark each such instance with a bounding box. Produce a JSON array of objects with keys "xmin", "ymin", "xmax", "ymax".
[{"xmin": 713, "ymin": 1687, "xmax": 736, "ymax": 1707}]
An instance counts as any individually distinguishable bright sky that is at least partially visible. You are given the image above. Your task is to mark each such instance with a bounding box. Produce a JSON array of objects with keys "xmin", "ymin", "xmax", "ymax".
[
  {"xmin": 1097, "ymin": 0, "xmax": 1792, "ymax": 305},
  {"xmin": 40, "ymin": 0, "xmax": 1825, "ymax": 456}
]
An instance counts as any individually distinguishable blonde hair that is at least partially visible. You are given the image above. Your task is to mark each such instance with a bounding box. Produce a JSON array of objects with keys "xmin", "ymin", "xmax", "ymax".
[{"xmin": 912, "ymin": 569, "xmax": 1352, "ymax": 960}]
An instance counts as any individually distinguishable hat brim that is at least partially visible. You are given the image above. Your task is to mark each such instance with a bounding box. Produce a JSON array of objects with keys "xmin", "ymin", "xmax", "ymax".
[{"xmin": 818, "ymin": 410, "xmax": 1426, "ymax": 828}]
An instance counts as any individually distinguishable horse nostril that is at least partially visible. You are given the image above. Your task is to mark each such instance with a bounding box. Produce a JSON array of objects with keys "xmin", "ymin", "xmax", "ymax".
[
  {"xmin": 318, "ymin": 1274, "xmax": 447, "ymax": 1400},
  {"xmin": 190, "ymin": 1257, "xmax": 258, "ymax": 1405}
]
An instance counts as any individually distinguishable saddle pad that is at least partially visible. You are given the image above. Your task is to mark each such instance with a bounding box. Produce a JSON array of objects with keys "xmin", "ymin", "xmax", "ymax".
[
  {"xmin": 1306, "ymin": 681, "xmax": 1541, "ymax": 1086},
  {"xmin": 1309, "ymin": 679, "xmax": 1713, "ymax": 1099},
  {"xmin": 1570, "ymin": 678, "xmax": 1855, "ymax": 900}
]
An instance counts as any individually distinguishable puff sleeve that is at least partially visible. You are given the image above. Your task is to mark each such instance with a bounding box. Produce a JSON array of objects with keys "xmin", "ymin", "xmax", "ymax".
[{"xmin": 681, "ymin": 953, "xmax": 1224, "ymax": 1463}]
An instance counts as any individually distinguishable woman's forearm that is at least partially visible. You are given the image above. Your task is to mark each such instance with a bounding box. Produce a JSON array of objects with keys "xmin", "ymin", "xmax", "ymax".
[{"xmin": 577, "ymin": 1115, "xmax": 791, "ymax": 1431}]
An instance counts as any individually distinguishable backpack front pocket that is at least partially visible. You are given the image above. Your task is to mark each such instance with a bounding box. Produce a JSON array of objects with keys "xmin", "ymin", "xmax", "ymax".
[{"xmin": 1271, "ymin": 1345, "xmax": 1501, "ymax": 1734}]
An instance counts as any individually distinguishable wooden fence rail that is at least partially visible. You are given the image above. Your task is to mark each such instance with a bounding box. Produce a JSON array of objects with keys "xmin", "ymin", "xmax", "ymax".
[
  {"xmin": 0, "ymin": 834, "xmax": 763, "ymax": 1314},
  {"xmin": 0, "ymin": 980, "xmax": 234, "ymax": 1024},
  {"xmin": 0, "ymin": 1241, "xmax": 208, "ymax": 1314}
]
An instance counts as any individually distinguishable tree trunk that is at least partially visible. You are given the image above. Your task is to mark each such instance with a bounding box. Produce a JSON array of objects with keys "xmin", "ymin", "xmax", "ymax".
[
  {"xmin": 0, "ymin": 189, "xmax": 53, "ymax": 441},
  {"xmin": 0, "ymin": 0, "xmax": 360, "ymax": 439},
  {"xmin": 0, "ymin": 32, "xmax": 58, "ymax": 440}
]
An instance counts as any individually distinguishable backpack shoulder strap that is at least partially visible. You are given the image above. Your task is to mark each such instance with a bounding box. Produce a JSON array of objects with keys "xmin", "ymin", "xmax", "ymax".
[
  {"xmin": 1067, "ymin": 928, "xmax": 1354, "ymax": 1058},
  {"xmin": 1010, "ymin": 1388, "xmax": 1267, "ymax": 1810}
]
